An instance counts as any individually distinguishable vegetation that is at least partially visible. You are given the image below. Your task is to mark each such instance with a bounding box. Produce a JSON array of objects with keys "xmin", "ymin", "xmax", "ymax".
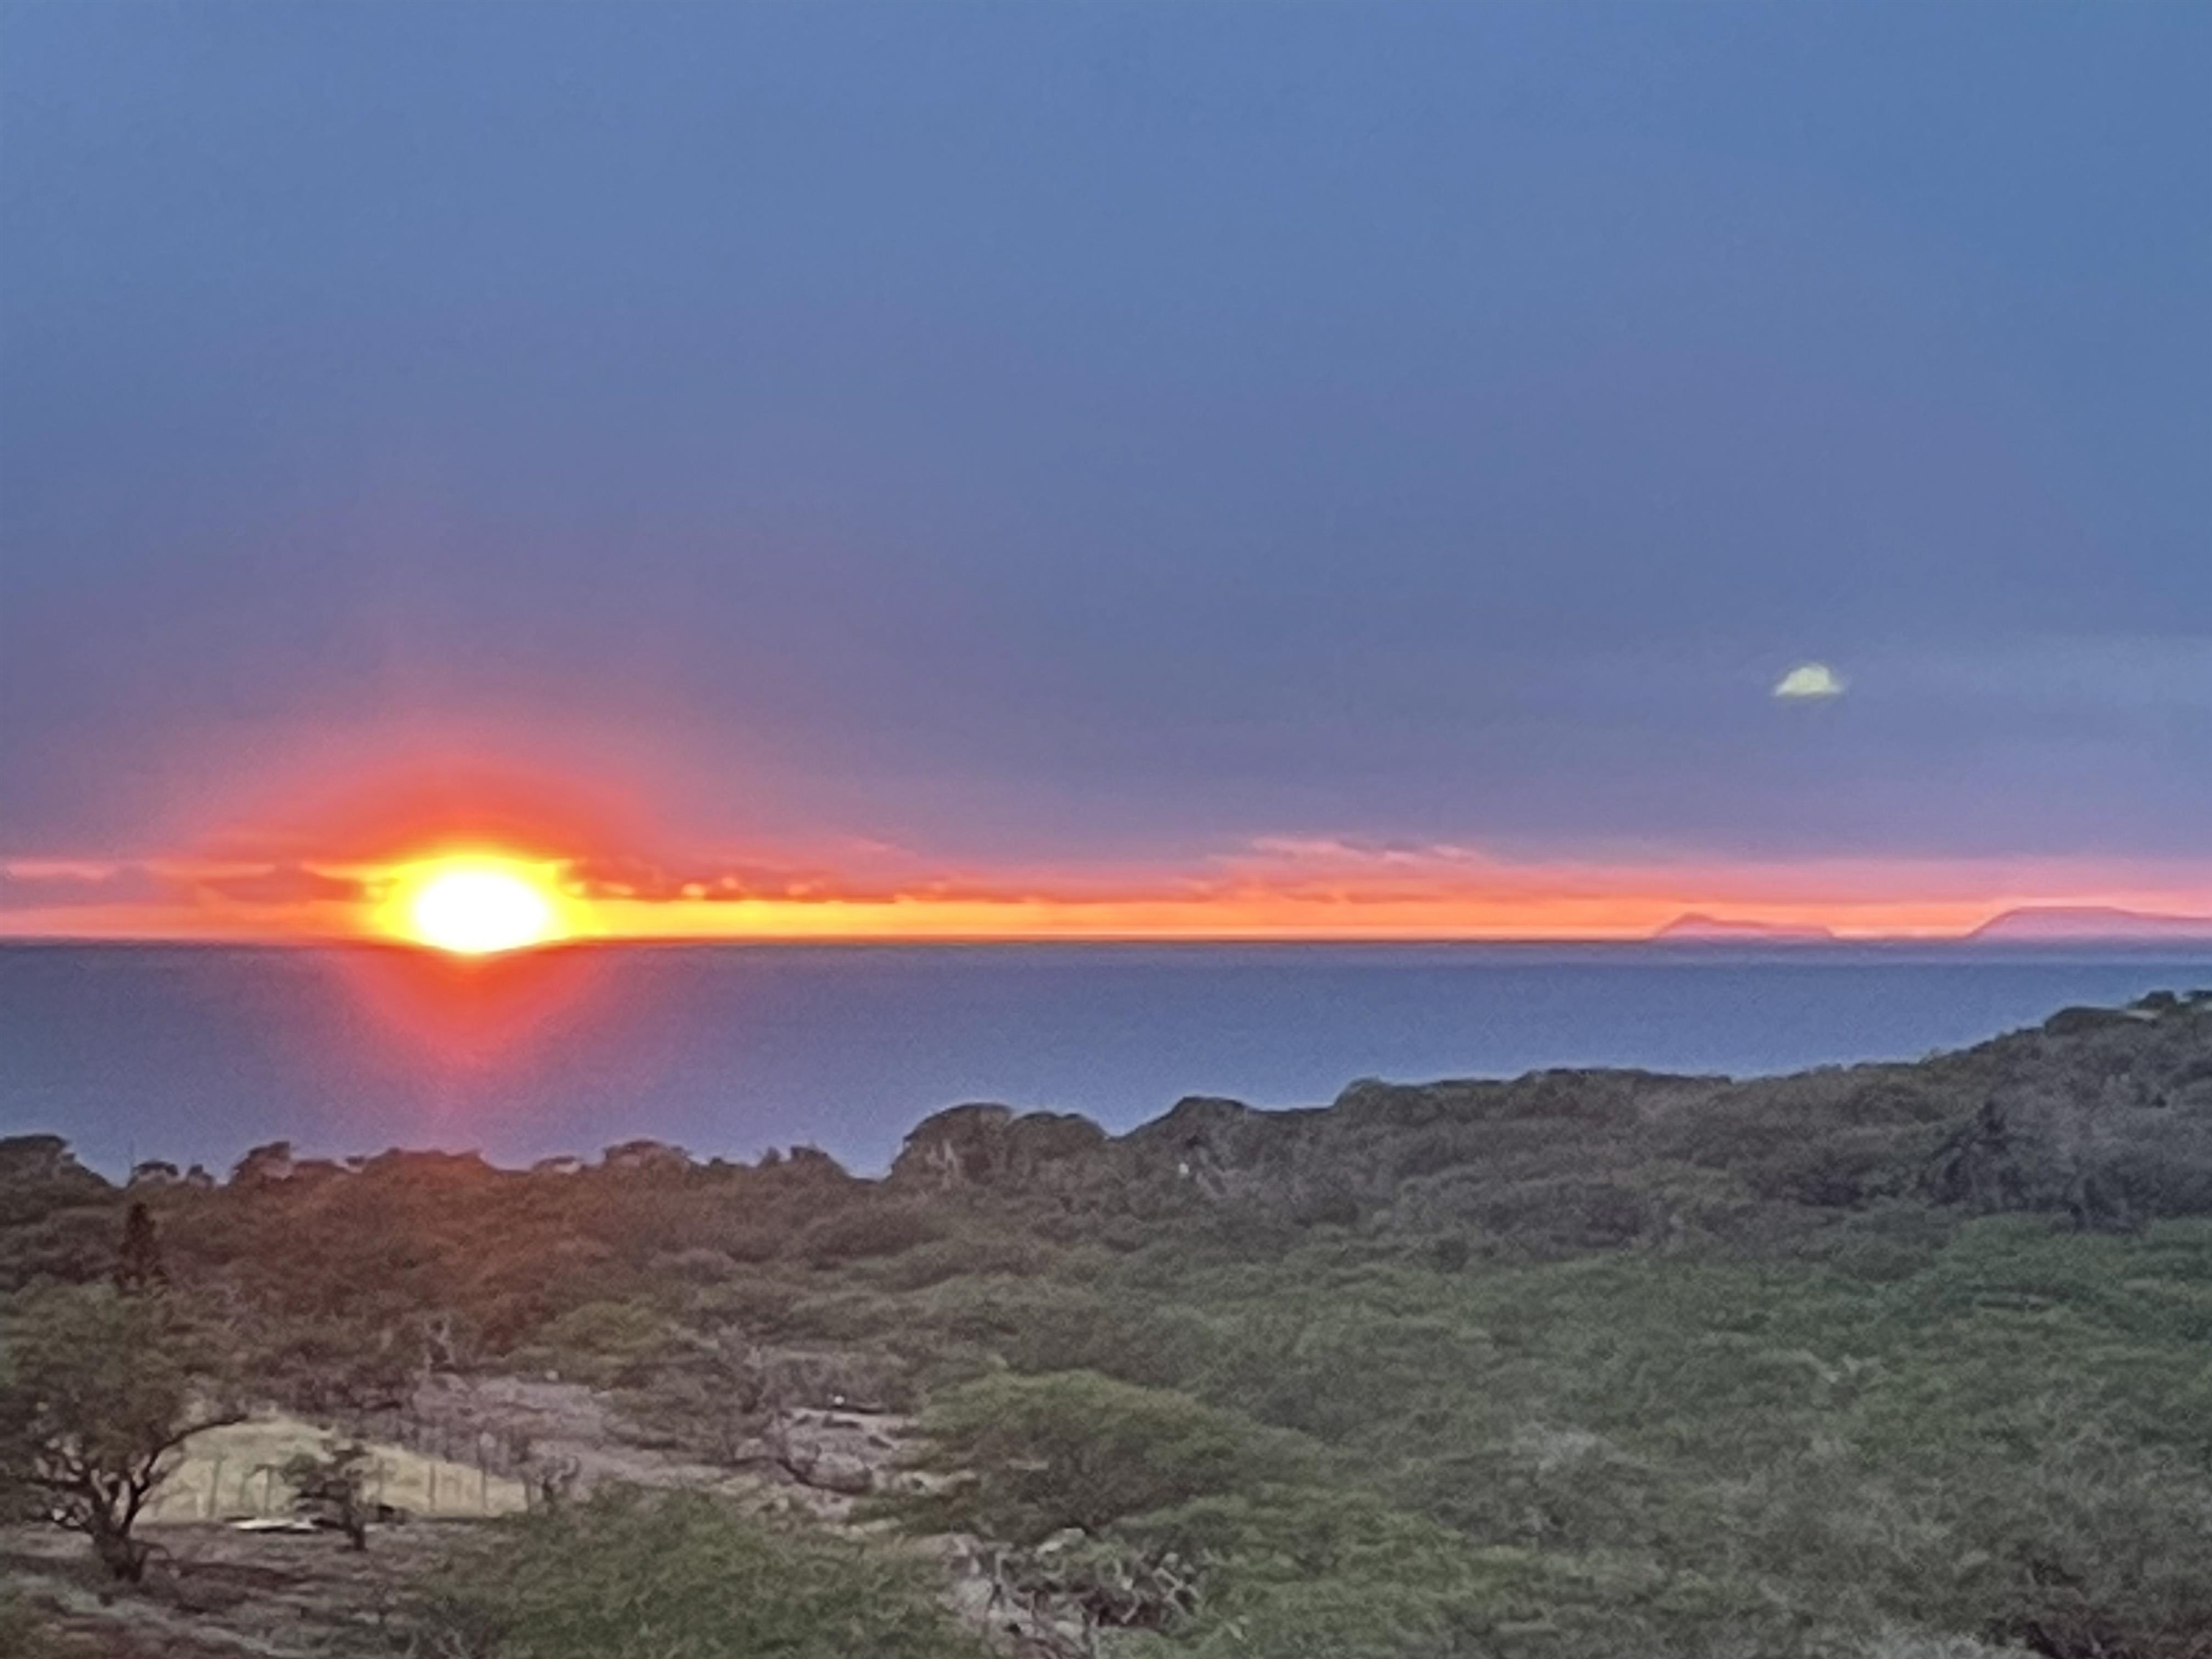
[
  {"xmin": 280, "ymin": 1437, "xmax": 376, "ymax": 1549},
  {"xmin": 417, "ymin": 1488, "xmax": 986, "ymax": 1659},
  {"xmin": 0, "ymin": 1586, "xmax": 93, "ymax": 1658},
  {"xmin": 881, "ymin": 1370, "xmax": 1317, "ymax": 1543},
  {"xmin": 0, "ymin": 1595, "xmax": 26, "ymax": 1659},
  {"xmin": 1, "ymin": 993, "xmax": 2208, "ymax": 1655},
  {"xmin": 0, "ymin": 1280, "xmax": 235, "ymax": 1581}
]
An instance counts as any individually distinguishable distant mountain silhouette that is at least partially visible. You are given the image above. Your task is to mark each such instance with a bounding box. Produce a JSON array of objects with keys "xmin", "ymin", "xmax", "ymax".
[
  {"xmin": 1970, "ymin": 906, "xmax": 2212, "ymax": 942},
  {"xmin": 1652, "ymin": 913, "xmax": 1838, "ymax": 942}
]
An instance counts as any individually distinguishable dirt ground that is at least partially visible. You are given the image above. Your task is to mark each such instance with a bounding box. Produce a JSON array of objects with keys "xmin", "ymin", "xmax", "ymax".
[
  {"xmin": 0, "ymin": 1376, "xmax": 935, "ymax": 1656},
  {"xmin": 151, "ymin": 1413, "xmax": 528, "ymax": 1524},
  {"xmin": 3, "ymin": 1520, "xmax": 472, "ymax": 1657}
]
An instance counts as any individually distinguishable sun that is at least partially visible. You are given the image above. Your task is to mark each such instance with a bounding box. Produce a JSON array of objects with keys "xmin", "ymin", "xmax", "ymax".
[{"xmin": 387, "ymin": 858, "xmax": 574, "ymax": 956}]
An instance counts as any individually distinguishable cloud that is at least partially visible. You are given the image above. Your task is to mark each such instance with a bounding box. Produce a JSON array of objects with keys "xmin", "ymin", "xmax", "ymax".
[
  {"xmin": 0, "ymin": 859, "xmax": 167, "ymax": 913},
  {"xmin": 0, "ymin": 858, "xmax": 371, "ymax": 919},
  {"xmin": 189, "ymin": 865, "xmax": 369, "ymax": 906},
  {"xmin": 558, "ymin": 853, "xmax": 923, "ymax": 906},
  {"xmin": 1773, "ymin": 662, "xmax": 1846, "ymax": 701},
  {"xmin": 6, "ymin": 835, "xmax": 2211, "ymax": 943}
]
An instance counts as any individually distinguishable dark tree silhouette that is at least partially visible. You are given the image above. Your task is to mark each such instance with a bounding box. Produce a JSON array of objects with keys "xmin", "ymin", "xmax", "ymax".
[
  {"xmin": 0, "ymin": 1287, "xmax": 237, "ymax": 1581},
  {"xmin": 281, "ymin": 1439, "xmax": 375, "ymax": 1549},
  {"xmin": 114, "ymin": 1202, "xmax": 167, "ymax": 1295}
]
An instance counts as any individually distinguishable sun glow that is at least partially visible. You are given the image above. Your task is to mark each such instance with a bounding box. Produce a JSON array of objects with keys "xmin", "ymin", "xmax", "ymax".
[{"xmin": 385, "ymin": 858, "xmax": 575, "ymax": 955}]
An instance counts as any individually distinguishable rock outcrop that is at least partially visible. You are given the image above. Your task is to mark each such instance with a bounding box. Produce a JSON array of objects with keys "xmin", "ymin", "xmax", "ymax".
[
  {"xmin": 1928, "ymin": 992, "xmax": 2212, "ymax": 1227},
  {"xmin": 0, "ymin": 1134, "xmax": 94, "ymax": 1187},
  {"xmin": 602, "ymin": 1139, "xmax": 692, "ymax": 1174},
  {"xmin": 230, "ymin": 1140, "xmax": 297, "ymax": 1187},
  {"xmin": 892, "ymin": 1105, "xmax": 1108, "ymax": 1192}
]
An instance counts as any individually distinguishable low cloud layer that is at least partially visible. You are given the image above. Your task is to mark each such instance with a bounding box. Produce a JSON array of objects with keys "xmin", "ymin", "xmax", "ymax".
[{"xmin": 6, "ymin": 840, "xmax": 2208, "ymax": 945}]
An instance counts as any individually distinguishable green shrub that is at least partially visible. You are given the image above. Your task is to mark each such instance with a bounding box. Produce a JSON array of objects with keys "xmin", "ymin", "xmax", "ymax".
[
  {"xmin": 509, "ymin": 1299, "xmax": 680, "ymax": 1388},
  {"xmin": 858, "ymin": 1227, "xmax": 1053, "ymax": 1291},
  {"xmin": 881, "ymin": 1370, "xmax": 1317, "ymax": 1544},
  {"xmin": 796, "ymin": 1202, "xmax": 948, "ymax": 1266},
  {"xmin": 0, "ymin": 1587, "xmax": 95, "ymax": 1658},
  {"xmin": 420, "ymin": 1488, "xmax": 985, "ymax": 1659},
  {"xmin": 912, "ymin": 1280, "xmax": 1220, "ymax": 1390},
  {"xmin": 1197, "ymin": 1305, "xmax": 1494, "ymax": 1442}
]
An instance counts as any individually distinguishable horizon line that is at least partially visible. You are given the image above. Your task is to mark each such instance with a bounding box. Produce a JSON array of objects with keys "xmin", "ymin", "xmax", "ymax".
[{"xmin": 4, "ymin": 928, "xmax": 2210, "ymax": 951}]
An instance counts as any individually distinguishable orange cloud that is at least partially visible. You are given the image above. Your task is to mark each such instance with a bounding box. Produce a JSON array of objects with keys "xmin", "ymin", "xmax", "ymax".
[
  {"xmin": 189, "ymin": 865, "xmax": 372, "ymax": 906},
  {"xmin": 5, "ymin": 839, "xmax": 2208, "ymax": 945}
]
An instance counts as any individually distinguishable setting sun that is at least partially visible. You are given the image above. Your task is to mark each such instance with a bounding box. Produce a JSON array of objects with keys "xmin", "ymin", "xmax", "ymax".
[{"xmin": 388, "ymin": 859, "xmax": 572, "ymax": 955}]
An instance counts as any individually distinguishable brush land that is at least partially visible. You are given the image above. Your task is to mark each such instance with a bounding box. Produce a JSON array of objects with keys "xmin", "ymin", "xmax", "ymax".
[{"xmin": 4, "ymin": 990, "xmax": 2211, "ymax": 1659}]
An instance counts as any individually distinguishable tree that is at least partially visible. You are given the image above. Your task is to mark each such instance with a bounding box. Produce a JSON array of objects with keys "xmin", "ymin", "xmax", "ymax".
[
  {"xmin": 280, "ymin": 1438, "xmax": 374, "ymax": 1550},
  {"xmin": 251, "ymin": 1310, "xmax": 426, "ymax": 1419},
  {"xmin": 113, "ymin": 1202, "xmax": 166, "ymax": 1296},
  {"xmin": 619, "ymin": 1328, "xmax": 773, "ymax": 1467},
  {"xmin": 0, "ymin": 1286, "xmax": 236, "ymax": 1581},
  {"xmin": 881, "ymin": 1370, "xmax": 1313, "ymax": 1546}
]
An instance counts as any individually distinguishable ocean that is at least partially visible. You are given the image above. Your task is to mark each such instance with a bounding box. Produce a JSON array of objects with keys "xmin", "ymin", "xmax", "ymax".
[{"xmin": 4, "ymin": 942, "xmax": 2207, "ymax": 1179}]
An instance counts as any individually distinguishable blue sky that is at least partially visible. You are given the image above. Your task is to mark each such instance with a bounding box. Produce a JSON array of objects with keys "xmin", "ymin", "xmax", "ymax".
[{"xmin": 2, "ymin": 4, "xmax": 2206, "ymax": 916}]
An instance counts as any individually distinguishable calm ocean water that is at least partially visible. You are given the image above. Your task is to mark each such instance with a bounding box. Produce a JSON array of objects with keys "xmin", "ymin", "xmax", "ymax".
[{"xmin": 4, "ymin": 943, "xmax": 2208, "ymax": 1178}]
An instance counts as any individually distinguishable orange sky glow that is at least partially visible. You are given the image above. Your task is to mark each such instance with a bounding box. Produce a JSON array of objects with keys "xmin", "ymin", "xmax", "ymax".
[
  {"xmin": 4, "ymin": 842, "xmax": 2206, "ymax": 947},
  {"xmin": 4, "ymin": 762, "xmax": 2206, "ymax": 948}
]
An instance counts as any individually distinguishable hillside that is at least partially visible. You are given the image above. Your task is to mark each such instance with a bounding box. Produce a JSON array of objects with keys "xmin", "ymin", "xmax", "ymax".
[
  {"xmin": 891, "ymin": 986, "xmax": 2212, "ymax": 1233},
  {"xmin": 4, "ymin": 989, "xmax": 2211, "ymax": 1658}
]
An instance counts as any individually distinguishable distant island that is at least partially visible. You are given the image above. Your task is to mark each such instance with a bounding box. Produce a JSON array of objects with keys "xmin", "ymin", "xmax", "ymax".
[
  {"xmin": 1644, "ymin": 905, "xmax": 2212, "ymax": 945},
  {"xmin": 1969, "ymin": 904, "xmax": 2212, "ymax": 942},
  {"xmin": 1650, "ymin": 913, "xmax": 1838, "ymax": 941}
]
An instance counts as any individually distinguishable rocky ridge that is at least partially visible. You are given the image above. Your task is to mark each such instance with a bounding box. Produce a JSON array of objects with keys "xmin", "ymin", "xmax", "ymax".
[{"xmin": 889, "ymin": 990, "xmax": 2212, "ymax": 1237}]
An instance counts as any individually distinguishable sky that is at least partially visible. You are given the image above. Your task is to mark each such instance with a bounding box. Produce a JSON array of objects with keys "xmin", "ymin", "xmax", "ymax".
[{"xmin": 2, "ymin": 4, "xmax": 2208, "ymax": 942}]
